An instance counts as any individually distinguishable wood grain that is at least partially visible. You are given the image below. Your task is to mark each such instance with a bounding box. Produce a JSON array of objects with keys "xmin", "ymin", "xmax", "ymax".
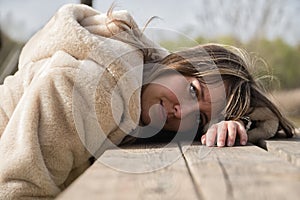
[
  {"xmin": 258, "ymin": 137, "xmax": 300, "ymax": 167},
  {"xmin": 180, "ymin": 142, "xmax": 300, "ymax": 200},
  {"xmin": 57, "ymin": 143, "xmax": 199, "ymax": 200}
]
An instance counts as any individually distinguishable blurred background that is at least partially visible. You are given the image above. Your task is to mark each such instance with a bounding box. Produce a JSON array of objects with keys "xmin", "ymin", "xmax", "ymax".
[{"xmin": 0, "ymin": 0, "xmax": 299, "ymax": 126}]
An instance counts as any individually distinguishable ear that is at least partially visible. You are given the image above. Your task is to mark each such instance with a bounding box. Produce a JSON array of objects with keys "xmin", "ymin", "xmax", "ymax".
[{"xmin": 247, "ymin": 107, "xmax": 279, "ymax": 143}]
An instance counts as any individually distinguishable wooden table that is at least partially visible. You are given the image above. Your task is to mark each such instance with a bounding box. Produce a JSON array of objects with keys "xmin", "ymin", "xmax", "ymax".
[{"xmin": 57, "ymin": 136, "xmax": 300, "ymax": 200}]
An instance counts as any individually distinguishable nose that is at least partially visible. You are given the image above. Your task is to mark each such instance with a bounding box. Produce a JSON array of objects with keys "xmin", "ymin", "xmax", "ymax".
[{"xmin": 173, "ymin": 103, "xmax": 198, "ymax": 119}]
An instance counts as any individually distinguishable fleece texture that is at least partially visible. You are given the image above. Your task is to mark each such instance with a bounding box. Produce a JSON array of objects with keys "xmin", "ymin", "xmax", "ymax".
[
  {"xmin": 247, "ymin": 107, "xmax": 280, "ymax": 143},
  {"xmin": 0, "ymin": 4, "xmax": 167, "ymax": 199}
]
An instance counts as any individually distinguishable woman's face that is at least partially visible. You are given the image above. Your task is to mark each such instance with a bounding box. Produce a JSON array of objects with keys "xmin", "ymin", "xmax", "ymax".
[{"xmin": 141, "ymin": 71, "xmax": 213, "ymax": 132}]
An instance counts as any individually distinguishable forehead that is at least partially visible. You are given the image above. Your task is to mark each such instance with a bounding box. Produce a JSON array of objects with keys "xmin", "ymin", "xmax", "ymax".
[{"xmin": 152, "ymin": 71, "xmax": 190, "ymax": 86}]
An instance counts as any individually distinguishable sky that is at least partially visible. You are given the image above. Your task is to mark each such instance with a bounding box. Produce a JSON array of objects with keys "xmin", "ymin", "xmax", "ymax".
[{"xmin": 0, "ymin": 0, "xmax": 299, "ymax": 45}]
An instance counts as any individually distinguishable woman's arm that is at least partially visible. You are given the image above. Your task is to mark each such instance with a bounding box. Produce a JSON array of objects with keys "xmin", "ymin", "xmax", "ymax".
[{"xmin": 0, "ymin": 52, "xmax": 92, "ymax": 199}]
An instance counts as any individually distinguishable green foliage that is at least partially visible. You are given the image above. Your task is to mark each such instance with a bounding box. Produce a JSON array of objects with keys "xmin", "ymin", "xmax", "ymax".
[
  {"xmin": 160, "ymin": 36, "xmax": 300, "ymax": 90},
  {"xmin": 243, "ymin": 38, "xmax": 300, "ymax": 89},
  {"xmin": 159, "ymin": 36, "xmax": 198, "ymax": 52}
]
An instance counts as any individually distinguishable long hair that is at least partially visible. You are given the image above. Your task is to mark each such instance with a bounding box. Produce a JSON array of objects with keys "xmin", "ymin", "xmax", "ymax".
[{"xmin": 146, "ymin": 44, "xmax": 294, "ymax": 138}]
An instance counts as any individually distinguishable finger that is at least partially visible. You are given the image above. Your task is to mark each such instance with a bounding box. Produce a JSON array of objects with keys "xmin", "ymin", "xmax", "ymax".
[
  {"xmin": 227, "ymin": 122, "xmax": 237, "ymax": 146},
  {"xmin": 201, "ymin": 134, "xmax": 206, "ymax": 145},
  {"xmin": 236, "ymin": 122, "xmax": 248, "ymax": 145},
  {"xmin": 217, "ymin": 122, "xmax": 227, "ymax": 147},
  {"xmin": 206, "ymin": 125, "xmax": 217, "ymax": 147}
]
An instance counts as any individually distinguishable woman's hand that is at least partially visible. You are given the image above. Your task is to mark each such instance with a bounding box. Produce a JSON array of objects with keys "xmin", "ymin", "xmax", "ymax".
[{"xmin": 201, "ymin": 120, "xmax": 248, "ymax": 147}]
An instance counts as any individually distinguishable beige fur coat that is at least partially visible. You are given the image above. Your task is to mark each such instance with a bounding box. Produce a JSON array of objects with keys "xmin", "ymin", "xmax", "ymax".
[{"xmin": 0, "ymin": 4, "xmax": 167, "ymax": 199}]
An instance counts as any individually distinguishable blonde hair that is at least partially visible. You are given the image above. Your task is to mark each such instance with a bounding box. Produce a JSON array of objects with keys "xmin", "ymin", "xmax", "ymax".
[{"xmin": 147, "ymin": 44, "xmax": 294, "ymax": 137}]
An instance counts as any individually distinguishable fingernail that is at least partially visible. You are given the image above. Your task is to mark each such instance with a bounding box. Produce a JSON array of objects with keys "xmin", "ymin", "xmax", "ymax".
[
  {"xmin": 227, "ymin": 141, "xmax": 232, "ymax": 146},
  {"xmin": 207, "ymin": 140, "xmax": 213, "ymax": 147},
  {"xmin": 218, "ymin": 141, "xmax": 224, "ymax": 147},
  {"xmin": 241, "ymin": 141, "xmax": 246, "ymax": 145}
]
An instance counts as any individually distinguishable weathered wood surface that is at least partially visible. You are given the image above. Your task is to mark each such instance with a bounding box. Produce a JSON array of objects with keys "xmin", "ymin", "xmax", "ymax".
[
  {"xmin": 57, "ymin": 140, "xmax": 300, "ymax": 200},
  {"xmin": 181, "ymin": 142, "xmax": 300, "ymax": 200},
  {"xmin": 57, "ymin": 143, "xmax": 199, "ymax": 200},
  {"xmin": 258, "ymin": 136, "xmax": 300, "ymax": 167}
]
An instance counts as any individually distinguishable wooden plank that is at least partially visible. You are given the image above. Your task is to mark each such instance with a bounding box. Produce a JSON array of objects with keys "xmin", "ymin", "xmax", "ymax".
[
  {"xmin": 57, "ymin": 143, "xmax": 199, "ymax": 200},
  {"xmin": 180, "ymin": 142, "xmax": 300, "ymax": 200},
  {"xmin": 258, "ymin": 136, "xmax": 300, "ymax": 167}
]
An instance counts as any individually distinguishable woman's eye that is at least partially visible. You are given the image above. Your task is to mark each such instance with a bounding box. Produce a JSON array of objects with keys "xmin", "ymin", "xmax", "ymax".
[{"xmin": 189, "ymin": 83, "xmax": 198, "ymax": 99}]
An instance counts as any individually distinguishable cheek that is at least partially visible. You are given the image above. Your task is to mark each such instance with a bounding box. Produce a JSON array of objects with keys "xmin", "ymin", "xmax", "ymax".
[
  {"xmin": 156, "ymin": 76, "xmax": 188, "ymax": 102},
  {"xmin": 141, "ymin": 108, "xmax": 150, "ymax": 125},
  {"xmin": 163, "ymin": 85, "xmax": 187, "ymax": 104},
  {"xmin": 140, "ymin": 84, "xmax": 163, "ymax": 125},
  {"xmin": 140, "ymin": 87, "xmax": 152, "ymax": 125}
]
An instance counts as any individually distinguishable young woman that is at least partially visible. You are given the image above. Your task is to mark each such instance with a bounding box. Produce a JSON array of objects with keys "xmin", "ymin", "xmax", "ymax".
[
  {"xmin": 137, "ymin": 44, "xmax": 295, "ymax": 147},
  {"xmin": 0, "ymin": 4, "xmax": 295, "ymax": 199}
]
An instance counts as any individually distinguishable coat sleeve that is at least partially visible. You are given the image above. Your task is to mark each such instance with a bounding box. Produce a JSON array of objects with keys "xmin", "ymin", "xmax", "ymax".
[
  {"xmin": 247, "ymin": 107, "xmax": 279, "ymax": 143},
  {"xmin": 0, "ymin": 53, "xmax": 92, "ymax": 199}
]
